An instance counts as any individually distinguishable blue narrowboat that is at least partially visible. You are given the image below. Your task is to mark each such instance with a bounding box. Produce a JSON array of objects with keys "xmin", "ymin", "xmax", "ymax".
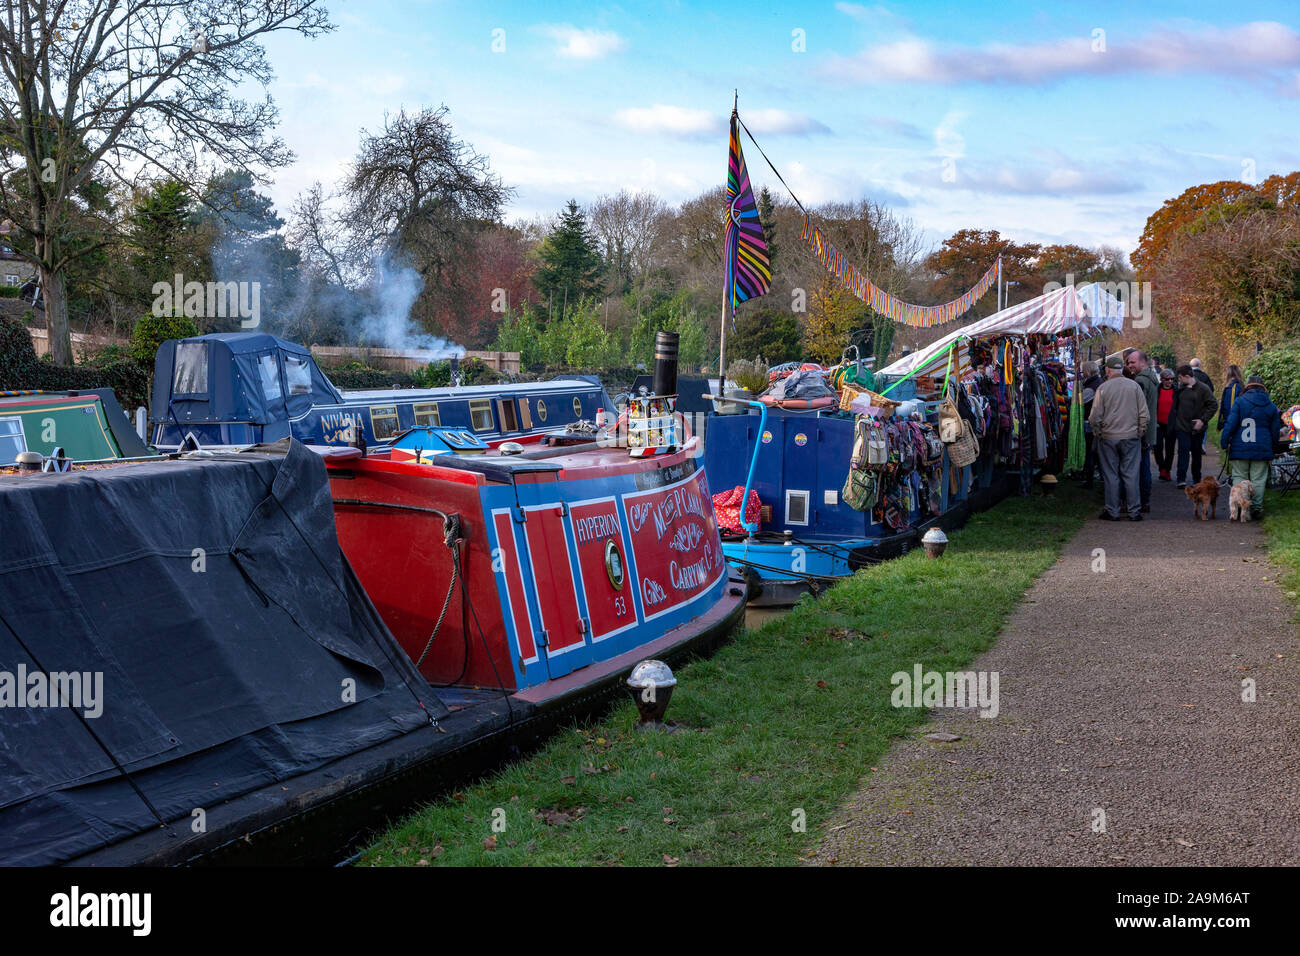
[
  {"xmin": 703, "ymin": 398, "xmax": 976, "ymax": 605},
  {"xmin": 150, "ymin": 332, "xmax": 614, "ymax": 452}
]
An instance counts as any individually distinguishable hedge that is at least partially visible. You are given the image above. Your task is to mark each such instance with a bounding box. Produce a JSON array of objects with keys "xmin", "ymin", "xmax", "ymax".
[
  {"xmin": 1246, "ymin": 343, "xmax": 1300, "ymax": 411},
  {"xmin": 322, "ymin": 357, "xmax": 506, "ymax": 391},
  {"xmin": 0, "ymin": 317, "xmax": 150, "ymax": 410},
  {"xmin": 319, "ymin": 365, "xmax": 420, "ymax": 390}
]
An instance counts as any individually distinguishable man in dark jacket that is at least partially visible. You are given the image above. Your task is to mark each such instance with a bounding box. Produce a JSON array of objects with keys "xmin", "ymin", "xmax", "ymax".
[
  {"xmin": 1173, "ymin": 364, "xmax": 1218, "ymax": 487},
  {"xmin": 1079, "ymin": 361, "xmax": 1101, "ymax": 489},
  {"xmin": 1219, "ymin": 376, "xmax": 1282, "ymax": 519},
  {"xmin": 1125, "ymin": 349, "xmax": 1160, "ymax": 512},
  {"xmin": 1190, "ymin": 359, "xmax": 1214, "ymax": 452}
]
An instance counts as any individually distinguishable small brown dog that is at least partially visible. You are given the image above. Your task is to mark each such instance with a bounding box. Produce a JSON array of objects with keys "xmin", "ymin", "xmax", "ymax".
[
  {"xmin": 1185, "ymin": 477, "xmax": 1219, "ymax": 520},
  {"xmin": 1229, "ymin": 480, "xmax": 1256, "ymax": 521}
]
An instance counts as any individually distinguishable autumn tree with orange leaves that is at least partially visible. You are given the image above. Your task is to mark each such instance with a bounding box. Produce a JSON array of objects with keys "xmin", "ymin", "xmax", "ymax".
[
  {"xmin": 1132, "ymin": 173, "xmax": 1300, "ymax": 280},
  {"xmin": 1137, "ymin": 172, "xmax": 1300, "ymax": 376},
  {"xmin": 924, "ymin": 229, "xmax": 1041, "ymax": 320}
]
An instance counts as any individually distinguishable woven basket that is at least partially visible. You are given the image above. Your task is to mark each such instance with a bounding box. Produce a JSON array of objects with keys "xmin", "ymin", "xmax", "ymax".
[
  {"xmin": 947, "ymin": 420, "xmax": 979, "ymax": 468},
  {"xmin": 839, "ymin": 385, "xmax": 900, "ymax": 414}
]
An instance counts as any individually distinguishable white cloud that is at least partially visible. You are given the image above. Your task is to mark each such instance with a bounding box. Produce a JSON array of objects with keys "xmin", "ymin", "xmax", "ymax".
[
  {"xmin": 614, "ymin": 105, "xmax": 723, "ymax": 138},
  {"xmin": 539, "ymin": 24, "xmax": 626, "ymax": 60},
  {"xmin": 612, "ymin": 105, "xmax": 829, "ymax": 139},
  {"xmin": 907, "ymin": 160, "xmax": 1140, "ymax": 196},
  {"xmin": 822, "ymin": 20, "xmax": 1300, "ymax": 87},
  {"xmin": 742, "ymin": 109, "xmax": 832, "ymax": 136}
]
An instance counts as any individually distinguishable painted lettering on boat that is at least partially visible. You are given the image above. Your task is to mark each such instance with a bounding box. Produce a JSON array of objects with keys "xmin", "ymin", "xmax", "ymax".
[
  {"xmin": 632, "ymin": 457, "xmax": 695, "ymax": 491},
  {"xmin": 567, "ymin": 500, "xmax": 638, "ymax": 640},
  {"xmin": 628, "ymin": 501, "xmax": 653, "ymax": 534},
  {"xmin": 668, "ymin": 521, "xmax": 705, "ymax": 553},
  {"xmin": 642, "ymin": 576, "xmax": 668, "ymax": 607},
  {"xmin": 670, "ymin": 549, "xmax": 716, "ymax": 591},
  {"xmin": 320, "ymin": 411, "xmax": 361, "ymax": 444},
  {"xmin": 622, "ymin": 471, "xmax": 724, "ymax": 619},
  {"xmin": 574, "ymin": 510, "xmax": 620, "ymax": 545},
  {"xmin": 650, "ymin": 487, "xmax": 706, "ymax": 542}
]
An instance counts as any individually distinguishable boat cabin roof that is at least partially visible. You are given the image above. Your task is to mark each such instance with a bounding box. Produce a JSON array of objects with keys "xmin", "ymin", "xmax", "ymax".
[{"xmin": 342, "ymin": 379, "xmax": 604, "ymax": 401}]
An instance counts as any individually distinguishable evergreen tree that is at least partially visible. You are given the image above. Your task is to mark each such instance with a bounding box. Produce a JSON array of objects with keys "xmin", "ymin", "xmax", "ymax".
[
  {"xmin": 532, "ymin": 200, "xmax": 605, "ymax": 317},
  {"xmin": 757, "ymin": 186, "xmax": 778, "ymax": 271}
]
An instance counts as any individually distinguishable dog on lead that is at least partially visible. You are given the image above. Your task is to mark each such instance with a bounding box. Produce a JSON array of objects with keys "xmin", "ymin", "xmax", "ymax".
[
  {"xmin": 1228, "ymin": 480, "xmax": 1256, "ymax": 522},
  {"xmin": 1185, "ymin": 477, "xmax": 1219, "ymax": 520}
]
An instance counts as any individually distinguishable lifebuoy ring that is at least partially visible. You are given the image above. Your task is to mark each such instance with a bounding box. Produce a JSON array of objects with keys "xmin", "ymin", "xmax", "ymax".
[{"xmin": 758, "ymin": 395, "xmax": 837, "ymax": 410}]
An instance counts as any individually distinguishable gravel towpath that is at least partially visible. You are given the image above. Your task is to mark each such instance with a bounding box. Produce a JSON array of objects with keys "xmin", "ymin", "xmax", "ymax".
[{"xmin": 813, "ymin": 471, "xmax": 1300, "ymax": 866}]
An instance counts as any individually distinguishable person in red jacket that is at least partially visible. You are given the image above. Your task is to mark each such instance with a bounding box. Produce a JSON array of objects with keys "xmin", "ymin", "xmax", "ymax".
[{"xmin": 1154, "ymin": 368, "xmax": 1177, "ymax": 481}]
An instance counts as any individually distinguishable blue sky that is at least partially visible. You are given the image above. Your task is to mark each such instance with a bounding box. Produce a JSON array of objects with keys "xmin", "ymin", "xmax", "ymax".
[{"xmin": 258, "ymin": 1, "xmax": 1300, "ymax": 257}]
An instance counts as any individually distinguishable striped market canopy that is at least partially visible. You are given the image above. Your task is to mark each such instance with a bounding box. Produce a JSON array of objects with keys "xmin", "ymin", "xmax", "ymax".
[{"xmin": 877, "ymin": 283, "xmax": 1125, "ymax": 382}]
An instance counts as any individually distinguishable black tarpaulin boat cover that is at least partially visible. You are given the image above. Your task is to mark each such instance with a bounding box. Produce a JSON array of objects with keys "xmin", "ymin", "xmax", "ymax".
[{"xmin": 0, "ymin": 439, "xmax": 447, "ymax": 865}]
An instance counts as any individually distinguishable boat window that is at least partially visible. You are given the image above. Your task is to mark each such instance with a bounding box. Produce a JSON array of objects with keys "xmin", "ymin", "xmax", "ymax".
[
  {"xmin": 469, "ymin": 399, "xmax": 494, "ymax": 432},
  {"xmin": 497, "ymin": 399, "xmax": 518, "ymax": 431},
  {"xmin": 258, "ymin": 354, "xmax": 282, "ymax": 403},
  {"xmin": 173, "ymin": 341, "xmax": 208, "ymax": 395},
  {"xmin": 572, "ymin": 396, "xmax": 582, "ymax": 417},
  {"xmin": 369, "ymin": 406, "xmax": 399, "ymax": 440},
  {"xmin": 0, "ymin": 417, "xmax": 25, "ymax": 461},
  {"xmin": 285, "ymin": 354, "xmax": 313, "ymax": 396},
  {"xmin": 785, "ymin": 490, "xmax": 810, "ymax": 526},
  {"xmin": 413, "ymin": 402, "xmax": 440, "ymax": 426},
  {"xmin": 536, "ymin": 399, "xmax": 547, "ymax": 422}
]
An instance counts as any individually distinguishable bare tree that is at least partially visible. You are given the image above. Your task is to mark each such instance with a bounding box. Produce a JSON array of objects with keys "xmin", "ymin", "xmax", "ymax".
[
  {"xmin": 287, "ymin": 180, "xmax": 349, "ymax": 288},
  {"xmin": 662, "ymin": 184, "xmax": 727, "ymax": 287},
  {"xmin": 340, "ymin": 105, "xmax": 512, "ymax": 338},
  {"xmin": 587, "ymin": 188, "xmax": 670, "ymax": 291},
  {"xmin": 342, "ymin": 106, "xmax": 511, "ymax": 273},
  {"xmin": 0, "ymin": 0, "xmax": 332, "ymax": 364}
]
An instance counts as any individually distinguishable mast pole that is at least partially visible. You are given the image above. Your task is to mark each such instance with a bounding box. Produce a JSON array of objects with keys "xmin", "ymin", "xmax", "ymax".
[
  {"xmin": 997, "ymin": 254, "xmax": 1003, "ymax": 312},
  {"xmin": 719, "ymin": 90, "xmax": 739, "ymax": 399}
]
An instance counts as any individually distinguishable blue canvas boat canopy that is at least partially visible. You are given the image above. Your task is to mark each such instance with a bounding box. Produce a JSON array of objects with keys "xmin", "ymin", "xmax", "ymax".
[{"xmin": 152, "ymin": 333, "xmax": 344, "ymax": 434}]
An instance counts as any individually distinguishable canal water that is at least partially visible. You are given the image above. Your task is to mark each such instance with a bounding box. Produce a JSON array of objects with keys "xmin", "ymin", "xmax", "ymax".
[{"xmin": 744, "ymin": 606, "xmax": 789, "ymax": 630}]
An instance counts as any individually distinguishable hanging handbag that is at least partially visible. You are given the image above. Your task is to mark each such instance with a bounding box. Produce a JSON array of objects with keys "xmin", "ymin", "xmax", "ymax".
[
  {"xmin": 842, "ymin": 468, "xmax": 878, "ymax": 512},
  {"xmin": 938, "ymin": 357, "xmax": 963, "ymax": 442},
  {"xmin": 947, "ymin": 419, "xmax": 980, "ymax": 468}
]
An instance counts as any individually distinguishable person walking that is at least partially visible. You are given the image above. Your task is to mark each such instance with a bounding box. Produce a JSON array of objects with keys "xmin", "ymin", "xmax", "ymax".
[
  {"xmin": 1219, "ymin": 375, "xmax": 1282, "ymax": 520},
  {"xmin": 1155, "ymin": 368, "xmax": 1178, "ymax": 481},
  {"xmin": 1173, "ymin": 364, "xmax": 1218, "ymax": 488},
  {"xmin": 1079, "ymin": 361, "xmax": 1102, "ymax": 489},
  {"xmin": 1125, "ymin": 349, "xmax": 1160, "ymax": 513},
  {"xmin": 1218, "ymin": 364, "xmax": 1244, "ymax": 433},
  {"xmin": 1190, "ymin": 358, "xmax": 1214, "ymax": 454},
  {"xmin": 1090, "ymin": 355, "xmax": 1149, "ymax": 521}
]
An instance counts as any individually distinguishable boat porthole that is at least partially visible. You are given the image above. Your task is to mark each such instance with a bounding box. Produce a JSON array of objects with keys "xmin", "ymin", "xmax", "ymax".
[
  {"xmin": 537, "ymin": 399, "xmax": 547, "ymax": 422},
  {"xmin": 572, "ymin": 396, "xmax": 582, "ymax": 417},
  {"xmin": 604, "ymin": 539, "xmax": 625, "ymax": 591}
]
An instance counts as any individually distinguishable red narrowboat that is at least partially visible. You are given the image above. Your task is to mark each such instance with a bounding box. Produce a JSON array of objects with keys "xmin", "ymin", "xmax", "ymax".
[{"xmin": 324, "ymin": 415, "xmax": 747, "ymax": 705}]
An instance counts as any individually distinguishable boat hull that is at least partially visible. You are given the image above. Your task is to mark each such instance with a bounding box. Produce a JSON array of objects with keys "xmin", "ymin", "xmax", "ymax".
[{"xmin": 71, "ymin": 571, "xmax": 745, "ymax": 866}]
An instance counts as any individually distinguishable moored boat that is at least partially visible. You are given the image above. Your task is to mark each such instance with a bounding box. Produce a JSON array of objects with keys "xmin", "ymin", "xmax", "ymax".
[
  {"xmin": 327, "ymin": 413, "xmax": 742, "ymax": 694},
  {"xmin": 1, "ymin": 341, "xmax": 745, "ymax": 866},
  {"xmin": 149, "ymin": 331, "xmax": 614, "ymax": 452},
  {"xmin": 703, "ymin": 393, "xmax": 979, "ymax": 606},
  {"xmin": 1, "ymin": 387, "xmax": 152, "ymax": 463}
]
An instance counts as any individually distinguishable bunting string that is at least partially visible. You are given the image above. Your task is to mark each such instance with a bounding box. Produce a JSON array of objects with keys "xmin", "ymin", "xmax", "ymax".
[{"xmin": 801, "ymin": 216, "xmax": 1000, "ymax": 329}]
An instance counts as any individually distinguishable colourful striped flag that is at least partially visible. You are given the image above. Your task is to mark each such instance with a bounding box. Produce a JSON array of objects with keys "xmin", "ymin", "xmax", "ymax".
[{"xmin": 725, "ymin": 113, "xmax": 772, "ymax": 309}]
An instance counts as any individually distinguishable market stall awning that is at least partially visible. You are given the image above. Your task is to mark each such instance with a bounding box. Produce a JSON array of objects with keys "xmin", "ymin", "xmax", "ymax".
[{"xmin": 878, "ymin": 282, "xmax": 1124, "ymax": 383}]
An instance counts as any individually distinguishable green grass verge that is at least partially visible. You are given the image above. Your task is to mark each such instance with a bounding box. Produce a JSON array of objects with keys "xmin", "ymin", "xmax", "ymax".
[
  {"xmin": 359, "ymin": 483, "xmax": 1094, "ymax": 867},
  {"xmin": 1262, "ymin": 485, "xmax": 1300, "ymax": 634}
]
